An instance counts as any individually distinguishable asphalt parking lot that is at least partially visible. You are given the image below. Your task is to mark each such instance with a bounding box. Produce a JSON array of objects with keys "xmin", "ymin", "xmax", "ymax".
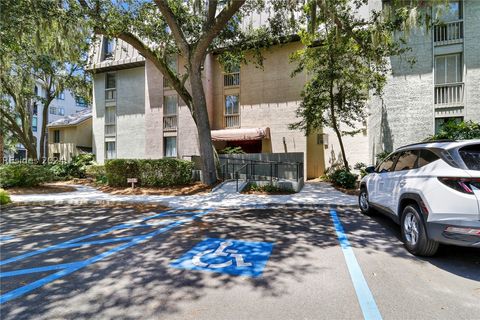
[{"xmin": 0, "ymin": 205, "xmax": 479, "ymax": 320}]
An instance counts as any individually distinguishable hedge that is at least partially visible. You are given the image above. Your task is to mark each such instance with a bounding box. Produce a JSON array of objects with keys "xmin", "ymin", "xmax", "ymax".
[
  {"xmin": 0, "ymin": 164, "xmax": 53, "ymax": 188},
  {"xmin": 105, "ymin": 159, "xmax": 194, "ymax": 187}
]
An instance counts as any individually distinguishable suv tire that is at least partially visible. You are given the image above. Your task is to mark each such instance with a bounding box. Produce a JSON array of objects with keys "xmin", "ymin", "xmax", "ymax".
[
  {"xmin": 358, "ymin": 187, "xmax": 373, "ymax": 215},
  {"xmin": 401, "ymin": 204, "xmax": 439, "ymax": 256}
]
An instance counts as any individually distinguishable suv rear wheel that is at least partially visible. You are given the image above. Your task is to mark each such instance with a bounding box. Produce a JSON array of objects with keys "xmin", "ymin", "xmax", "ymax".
[{"xmin": 401, "ymin": 204, "xmax": 439, "ymax": 256}]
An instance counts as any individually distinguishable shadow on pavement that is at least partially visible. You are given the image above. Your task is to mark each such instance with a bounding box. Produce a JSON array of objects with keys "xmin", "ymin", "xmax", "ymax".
[{"xmin": 0, "ymin": 205, "xmax": 478, "ymax": 319}]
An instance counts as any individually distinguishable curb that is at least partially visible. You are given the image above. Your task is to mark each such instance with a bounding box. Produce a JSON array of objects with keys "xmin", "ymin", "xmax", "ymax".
[{"xmin": 6, "ymin": 199, "xmax": 358, "ymax": 210}]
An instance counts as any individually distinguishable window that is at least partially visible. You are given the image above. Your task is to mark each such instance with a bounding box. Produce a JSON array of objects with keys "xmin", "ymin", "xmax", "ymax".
[
  {"xmin": 34, "ymin": 86, "xmax": 38, "ymax": 96},
  {"xmin": 105, "ymin": 106, "xmax": 116, "ymax": 124},
  {"xmin": 105, "ymin": 73, "xmax": 116, "ymax": 100},
  {"xmin": 106, "ymin": 73, "xmax": 116, "ymax": 89},
  {"xmin": 33, "ymin": 103, "xmax": 38, "ymax": 115},
  {"xmin": 435, "ymin": 54, "xmax": 462, "ymax": 84},
  {"xmin": 434, "ymin": 0, "xmax": 462, "ymax": 22},
  {"xmin": 54, "ymin": 130, "xmax": 60, "ymax": 143},
  {"xmin": 105, "ymin": 141, "xmax": 116, "ymax": 159},
  {"xmin": 50, "ymin": 106, "xmax": 56, "ymax": 115},
  {"xmin": 376, "ymin": 153, "xmax": 396, "ymax": 173},
  {"xmin": 164, "ymin": 95, "xmax": 177, "ymax": 115},
  {"xmin": 56, "ymin": 91, "xmax": 65, "ymax": 100},
  {"xmin": 164, "ymin": 137, "xmax": 177, "ymax": 157},
  {"xmin": 394, "ymin": 150, "xmax": 419, "ymax": 171},
  {"xmin": 417, "ymin": 150, "xmax": 440, "ymax": 168},
  {"xmin": 103, "ymin": 37, "xmax": 115, "ymax": 59},
  {"xmin": 459, "ymin": 144, "xmax": 480, "ymax": 171},
  {"xmin": 166, "ymin": 54, "xmax": 177, "ymax": 73},
  {"xmin": 225, "ymin": 95, "xmax": 239, "ymax": 115},
  {"xmin": 435, "ymin": 117, "xmax": 463, "ymax": 134},
  {"xmin": 59, "ymin": 107, "xmax": 65, "ymax": 116},
  {"xmin": 32, "ymin": 116, "xmax": 37, "ymax": 132},
  {"xmin": 75, "ymin": 96, "xmax": 88, "ymax": 107}
]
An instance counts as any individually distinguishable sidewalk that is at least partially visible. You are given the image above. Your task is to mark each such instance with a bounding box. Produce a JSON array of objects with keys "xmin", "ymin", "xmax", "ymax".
[{"xmin": 9, "ymin": 182, "xmax": 358, "ymax": 209}]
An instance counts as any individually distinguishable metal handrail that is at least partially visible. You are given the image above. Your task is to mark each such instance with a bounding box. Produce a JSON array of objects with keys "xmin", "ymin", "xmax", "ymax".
[{"xmin": 234, "ymin": 163, "xmax": 249, "ymax": 191}]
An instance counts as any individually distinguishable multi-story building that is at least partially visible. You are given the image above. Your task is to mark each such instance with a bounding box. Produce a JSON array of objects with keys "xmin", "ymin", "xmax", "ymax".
[
  {"xmin": 6, "ymin": 83, "xmax": 90, "ymax": 161},
  {"xmin": 367, "ymin": 0, "xmax": 480, "ymax": 162},
  {"xmin": 87, "ymin": 0, "xmax": 479, "ymax": 178},
  {"xmin": 88, "ymin": 37, "xmax": 325, "ymax": 178}
]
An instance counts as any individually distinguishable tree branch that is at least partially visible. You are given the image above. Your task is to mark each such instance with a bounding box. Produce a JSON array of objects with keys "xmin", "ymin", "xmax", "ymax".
[
  {"xmin": 194, "ymin": 0, "xmax": 246, "ymax": 64},
  {"xmin": 153, "ymin": 0, "xmax": 190, "ymax": 55},
  {"xmin": 206, "ymin": 0, "xmax": 218, "ymax": 28},
  {"xmin": 106, "ymin": 30, "xmax": 193, "ymax": 109}
]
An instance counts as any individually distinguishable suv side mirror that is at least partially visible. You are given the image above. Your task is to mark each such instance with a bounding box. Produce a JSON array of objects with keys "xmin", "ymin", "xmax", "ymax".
[{"xmin": 365, "ymin": 166, "xmax": 376, "ymax": 174}]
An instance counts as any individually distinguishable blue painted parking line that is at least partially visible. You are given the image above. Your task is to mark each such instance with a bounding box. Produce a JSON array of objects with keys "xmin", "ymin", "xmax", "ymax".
[
  {"xmin": 0, "ymin": 208, "xmax": 212, "ymax": 304},
  {"xmin": 330, "ymin": 210, "xmax": 382, "ymax": 320},
  {"xmin": 171, "ymin": 238, "xmax": 274, "ymax": 277}
]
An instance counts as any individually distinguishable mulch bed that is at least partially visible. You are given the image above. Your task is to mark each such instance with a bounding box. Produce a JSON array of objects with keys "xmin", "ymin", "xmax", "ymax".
[
  {"xmin": 242, "ymin": 190, "xmax": 295, "ymax": 195},
  {"xmin": 7, "ymin": 184, "xmax": 77, "ymax": 195},
  {"xmin": 331, "ymin": 185, "xmax": 360, "ymax": 196},
  {"xmin": 94, "ymin": 182, "xmax": 213, "ymax": 196}
]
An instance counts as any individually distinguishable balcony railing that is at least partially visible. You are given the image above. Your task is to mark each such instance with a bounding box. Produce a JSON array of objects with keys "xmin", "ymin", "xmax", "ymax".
[
  {"xmin": 434, "ymin": 21, "xmax": 463, "ymax": 45},
  {"xmin": 163, "ymin": 115, "xmax": 177, "ymax": 131},
  {"xmin": 434, "ymin": 83, "xmax": 464, "ymax": 106},
  {"xmin": 224, "ymin": 73, "xmax": 240, "ymax": 87},
  {"xmin": 105, "ymin": 88, "xmax": 116, "ymax": 101},
  {"xmin": 224, "ymin": 114, "xmax": 240, "ymax": 128}
]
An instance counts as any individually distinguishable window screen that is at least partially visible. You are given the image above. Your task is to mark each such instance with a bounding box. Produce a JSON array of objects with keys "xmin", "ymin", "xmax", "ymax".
[
  {"xmin": 225, "ymin": 95, "xmax": 239, "ymax": 115},
  {"xmin": 164, "ymin": 95, "xmax": 177, "ymax": 115}
]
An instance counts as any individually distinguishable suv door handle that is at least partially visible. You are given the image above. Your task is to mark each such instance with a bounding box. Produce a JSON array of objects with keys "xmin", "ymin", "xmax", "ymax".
[{"xmin": 399, "ymin": 180, "xmax": 406, "ymax": 187}]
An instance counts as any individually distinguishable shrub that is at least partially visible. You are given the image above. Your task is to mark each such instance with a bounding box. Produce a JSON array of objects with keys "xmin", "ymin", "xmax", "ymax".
[
  {"xmin": 354, "ymin": 162, "xmax": 368, "ymax": 178},
  {"xmin": 246, "ymin": 182, "xmax": 294, "ymax": 193},
  {"xmin": 426, "ymin": 120, "xmax": 480, "ymax": 141},
  {"xmin": 327, "ymin": 168, "xmax": 358, "ymax": 189},
  {"xmin": 375, "ymin": 151, "xmax": 390, "ymax": 164},
  {"xmin": 104, "ymin": 159, "xmax": 194, "ymax": 187},
  {"xmin": 0, "ymin": 164, "xmax": 52, "ymax": 188},
  {"xmin": 219, "ymin": 146, "xmax": 245, "ymax": 154},
  {"xmin": 49, "ymin": 154, "xmax": 94, "ymax": 180},
  {"xmin": 86, "ymin": 164, "xmax": 107, "ymax": 184},
  {"xmin": 0, "ymin": 188, "xmax": 11, "ymax": 205}
]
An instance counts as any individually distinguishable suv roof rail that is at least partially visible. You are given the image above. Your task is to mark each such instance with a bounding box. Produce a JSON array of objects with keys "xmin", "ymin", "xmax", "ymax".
[{"xmin": 399, "ymin": 139, "xmax": 457, "ymax": 149}]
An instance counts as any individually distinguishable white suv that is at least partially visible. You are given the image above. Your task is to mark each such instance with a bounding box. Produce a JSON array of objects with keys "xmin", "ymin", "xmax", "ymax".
[{"xmin": 359, "ymin": 140, "xmax": 480, "ymax": 256}]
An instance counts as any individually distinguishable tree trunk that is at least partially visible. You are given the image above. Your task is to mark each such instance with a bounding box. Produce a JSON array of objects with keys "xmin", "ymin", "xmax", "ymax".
[
  {"xmin": 329, "ymin": 81, "xmax": 349, "ymax": 172},
  {"xmin": 189, "ymin": 67, "xmax": 217, "ymax": 185},
  {"xmin": 0, "ymin": 115, "xmax": 4, "ymax": 164},
  {"xmin": 38, "ymin": 98, "xmax": 51, "ymax": 164}
]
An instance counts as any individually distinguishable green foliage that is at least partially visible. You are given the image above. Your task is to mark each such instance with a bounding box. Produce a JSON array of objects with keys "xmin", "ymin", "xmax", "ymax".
[
  {"xmin": 327, "ymin": 168, "xmax": 358, "ymax": 189},
  {"xmin": 427, "ymin": 120, "xmax": 480, "ymax": 141},
  {"xmin": 49, "ymin": 154, "xmax": 94, "ymax": 180},
  {"xmin": 246, "ymin": 182, "xmax": 294, "ymax": 194},
  {"xmin": 0, "ymin": 164, "xmax": 52, "ymax": 188},
  {"xmin": 354, "ymin": 162, "xmax": 368, "ymax": 178},
  {"xmin": 376, "ymin": 151, "xmax": 391, "ymax": 164},
  {"xmin": 0, "ymin": 188, "xmax": 11, "ymax": 205},
  {"xmin": 86, "ymin": 164, "xmax": 107, "ymax": 184},
  {"xmin": 0, "ymin": 0, "xmax": 91, "ymax": 161},
  {"xmin": 105, "ymin": 159, "xmax": 194, "ymax": 187},
  {"xmin": 219, "ymin": 146, "xmax": 246, "ymax": 154}
]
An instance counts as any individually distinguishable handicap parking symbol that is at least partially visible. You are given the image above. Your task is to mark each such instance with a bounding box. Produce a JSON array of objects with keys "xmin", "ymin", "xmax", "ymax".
[{"xmin": 170, "ymin": 238, "xmax": 274, "ymax": 277}]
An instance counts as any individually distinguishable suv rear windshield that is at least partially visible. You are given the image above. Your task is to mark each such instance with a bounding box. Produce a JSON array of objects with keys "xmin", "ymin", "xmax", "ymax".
[{"xmin": 459, "ymin": 144, "xmax": 480, "ymax": 170}]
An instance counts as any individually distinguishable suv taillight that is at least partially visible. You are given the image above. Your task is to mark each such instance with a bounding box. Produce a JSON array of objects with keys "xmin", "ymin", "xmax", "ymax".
[{"xmin": 438, "ymin": 177, "xmax": 480, "ymax": 194}]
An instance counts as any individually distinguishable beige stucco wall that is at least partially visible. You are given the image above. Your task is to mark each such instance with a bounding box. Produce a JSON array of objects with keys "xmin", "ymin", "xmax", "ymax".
[{"xmin": 47, "ymin": 118, "xmax": 92, "ymax": 161}]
